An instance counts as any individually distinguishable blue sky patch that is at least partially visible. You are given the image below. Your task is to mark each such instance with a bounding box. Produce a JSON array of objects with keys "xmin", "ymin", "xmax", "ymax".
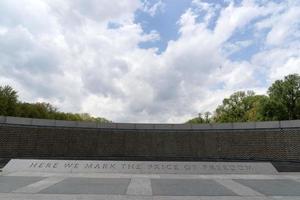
[{"xmin": 136, "ymin": 0, "xmax": 192, "ymax": 53}]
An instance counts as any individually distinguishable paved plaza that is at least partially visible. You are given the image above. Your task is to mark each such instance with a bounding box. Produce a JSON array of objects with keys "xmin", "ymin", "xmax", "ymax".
[{"xmin": 1, "ymin": 170, "xmax": 300, "ymax": 200}]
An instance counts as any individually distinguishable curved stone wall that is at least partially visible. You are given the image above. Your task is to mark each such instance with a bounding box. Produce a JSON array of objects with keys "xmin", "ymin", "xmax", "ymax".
[{"xmin": 0, "ymin": 116, "xmax": 300, "ymax": 164}]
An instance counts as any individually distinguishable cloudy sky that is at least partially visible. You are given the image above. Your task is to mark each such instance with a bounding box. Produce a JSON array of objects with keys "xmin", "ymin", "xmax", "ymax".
[{"xmin": 0, "ymin": 0, "xmax": 299, "ymax": 123}]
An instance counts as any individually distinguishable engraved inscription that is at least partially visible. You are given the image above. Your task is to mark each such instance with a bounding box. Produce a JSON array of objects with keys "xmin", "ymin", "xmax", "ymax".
[
  {"xmin": 3, "ymin": 159, "xmax": 276, "ymax": 174},
  {"xmin": 27, "ymin": 161, "xmax": 254, "ymax": 173},
  {"xmin": 29, "ymin": 162, "xmax": 59, "ymax": 169}
]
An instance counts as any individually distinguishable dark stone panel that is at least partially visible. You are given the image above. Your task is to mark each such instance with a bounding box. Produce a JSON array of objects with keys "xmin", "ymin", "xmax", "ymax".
[
  {"xmin": 95, "ymin": 131, "xmax": 112, "ymax": 156},
  {"xmin": 175, "ymin": 133, "xmax": 191, "ymax": 157},
  {"xmin": 285, "ymin": 129, "xmax": 300, "ymax": 160},
  {"xmin": 152, "ymin": 132, "xmax": 168, "ymax": 157},
  {"xmin": 203, "ymin": 132, "xmax": 219, "ymax": 158},
  {"xmin": 272, "ymin": 161, "xmax": 300, "ymax": 172},
  {"xmin": 110, "ymin": 131, "xmax": 125, "ymax": 156},
  {"xmin": 35, "ymin": 128, "xmax": 55, "ymax": 157},
  {"xmin": 1, "ymin": 124, "xmax": 300, "ymax": 168},
  {"xmin": 218, "ymin": 130, "xmax": 268, "ymax": 160},
  {"xmin": 162, "ymin": 132, "xmax": 177, "ymax": 157},
  {"xmin": 124, "ymin": 131, "xmax": 140, "ymax": 156},
  {"xmin": 136, "ymin": 130, "xmax": 154, "ymax": 157}
]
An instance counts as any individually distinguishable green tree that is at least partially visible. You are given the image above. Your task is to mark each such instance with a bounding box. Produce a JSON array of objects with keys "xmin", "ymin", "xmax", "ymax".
[
  {"xmin": 244, "ymin": 95, "xmax": 269, "ymax": 121},
  {"xmin": 1, "ymin": 84, "xmax": 111, "ymax": 123},
  {"xmin": 16, "ymin": 102, "xmax": 57, "ymax": 119},
  {"xmin": 0, "ymin": 85, "xmax": 18, "ymax": 116},
  {"xmin": 264, "ymin": 74, "xmax": 300, "ymax": 120},
  {"xmin": 186, "ymin": 112, "xmax": 211, "ymax": 124},
  {"xmin": 214, "ymin": 91, "xmax": 267, "ymax": 123},
  {"xmin": 204, "ymin": 111, "xmax": 211, "ymax": 123}
]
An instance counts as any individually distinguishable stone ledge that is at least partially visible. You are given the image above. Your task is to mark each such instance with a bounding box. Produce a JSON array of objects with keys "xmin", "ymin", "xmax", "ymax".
[
  {"xmin": 2, "ymin": 159, "xmax": 278, "ymax": 174},
  {"xmin": 255, "ymin": 121, "xmax": 280, "ymax": 129},
  {"xmin": 280, "ymin": 120, "xmax": 300, "ymax": 128},
  {"xmin": 1, "ymin": 116, "xmax": 300, "ymax": 130},
  {"xmin": 5, "ymin": 117, "xmax": 32, "ymax": 125}
]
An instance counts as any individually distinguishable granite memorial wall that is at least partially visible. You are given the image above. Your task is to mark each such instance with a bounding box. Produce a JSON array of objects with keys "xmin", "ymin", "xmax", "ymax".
[{"xmin": 0, "ymin": 116, "xmax": 300, "ymax": 165}]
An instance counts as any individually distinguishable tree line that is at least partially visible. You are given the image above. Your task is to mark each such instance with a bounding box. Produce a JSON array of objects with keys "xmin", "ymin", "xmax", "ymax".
[
  {"xmin": 1, "ymin": 73, "xmax": 299, "ymax": 124},
  {"xmin": 187, "ymin": 74, "xmax": 300, "ymax": 124},
  {"xmin": 0, "ymin": 86, "xmax": 110, "ymax": 123}
]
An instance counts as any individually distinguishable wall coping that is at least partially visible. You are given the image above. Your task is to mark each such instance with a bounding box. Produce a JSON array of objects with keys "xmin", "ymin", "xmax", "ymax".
[{"xmin": 0, "ymin": 116, "xmax": 299, "ymax": 130}]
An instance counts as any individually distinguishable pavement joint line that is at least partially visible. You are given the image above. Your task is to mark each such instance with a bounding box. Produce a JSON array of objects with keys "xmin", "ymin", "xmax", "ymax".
[
  {"xmin": 11, "ymin": 177, "xmax": 66, "ymax": 194},
  {"xmin": 2, "ymin": 172, "xmax": 300, "ymax": 199},
  {"xmin": 153, "ymin": 196, "xmax": 271, "ymax": 200},
  {"xmin": 3, "ymin": 172, "xmax": 161, "ymax": 178},
  {"xmin": 291, "ymin": 178, "xmax": 300, "ymax": 184},
  {"xmin": 4, "ymin": 172, "xmax": 300, "ymax": 180},
  {"xmin": 0, "ymin": 193, "xmax": 154, "ymax": 200},
  {"xmin": 0, "ymin": 193, "xmax": 281, "ymax": 200},
  {"xmin": 126, "ymin": 178, "xmax": 152, "ymax": 196},
  {"xmin": 0, "ymin": 193, "xmax": 278, "ymax": 200},
  {"xmin": 214, "ymin": 179, "xmax": 264, "ymax": 197},
  {"xmin": 157, "ymin": 174, "xmax": 290, "ymax": 180}
]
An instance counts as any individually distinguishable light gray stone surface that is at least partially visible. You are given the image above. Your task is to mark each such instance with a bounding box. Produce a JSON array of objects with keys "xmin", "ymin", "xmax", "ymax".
[
  {"xmin": 135, "ymin": 124, "xmax": 155, "ymax": 129},
  {"xmin": 126, "ymin": 178, "xmax": 152, "ymax": 195},
  {"xmin": 212, "ymin": 123, "xmax": 233, "ymax": 130},
  {"xmin": 3, "ymin": 159, "xmax": 278, "ymax": 174},
  {"xmin": 151, "ymin": 179, "xmax": 236, "ymax": 196},
  {"xmin": 97, "ymin": 123, "xmax": 117, "ymax": 129},
  {"xmin": 0, "ymin": 176, "xmax": 43, "ymax": 193},
  {"xmin": 255, "ymin": 121, "xmax": 280, "ymax": 129},
  {"xmin": 31, "ymin": 119, "xmax": 56, "ymax": 127},
  {"xmin": 1, "ymin": 115, "xmax": 300, "ymax": 130},
  {"xmin": 172, "ymin": 124, "xmax": 192, "ymax": 130},
  {"xmin": 215, "ymin": 179, "xmax": 263, "ymax": 196},
  {"xmin": 5, "ymin": 116, "xmax": 32, "ymax": 125},
  {"xmin": 0, "ymin": 193, "xmax": 283, "ymax": 200},
  {"xmin": 233, "ymin": 122, "xmax": 256, "ymax": 129},
  {"xmin": 154, "ymin": 124, "xmax": 174, "ymax": 130},
  {"xmin": 1, "ymin": 170, "xmax": 300, "ymax": 199},
  {"xmin": 0, "ymin": 116, "xmax": 6, "ymax": 123},
  {"xmin": 116, "ymin": 123, "xmax": 136, "ymax": 129},
  {"xmin": 40, "ymin": 178, "xmax": 130, "ymax": 194},
  {"xmin": 13, "ymin": 177, "xmax": 66, "ymax": 194},
  {"xmin": 76, "ymin": 121, "xmax": 97, "ymax": 128},
  {"xmin": 280, "ymin": 120, "xmax": 300, "ymax": 128},
  {"xmin": 235, "ymin": 179, "xmax": 300, "ymax": 196},
  {"xmin": 55, "ymin": 120, "xmax": 77, "ymax": 127},
  {"xmin": 191, "ymin": 123, "xmax": 213, "ymax": 130}
]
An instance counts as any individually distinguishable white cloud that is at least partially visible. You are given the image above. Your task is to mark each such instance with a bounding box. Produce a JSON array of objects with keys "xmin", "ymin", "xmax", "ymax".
[
  {"xmin": 255, "ymin": 1, "xmax": 300, "ymax": 46},
  {"xmin": 266, "ymin": 7, "xmax": 300, "ymax": 46},
  {"xmin": 192, "ymin": 0, "xmax": 220, "ymax": 25},
  {"xmin": 142, "ymin": 0, "xmax": 165, "ymax": 17},
  {"xmin": 213, "ymin": 0, "xmax": 265, "ymax": 44},
  {"xmin": 0, "ymin": 0, "xmax": 299, "ymax": 123},
  {"xmin": 252, "ymin": 46, "xmax": 300, "ymax": 83},
  {"xmin": 271, "ymin": 57, "xmax": 300, "ymax": 80}
]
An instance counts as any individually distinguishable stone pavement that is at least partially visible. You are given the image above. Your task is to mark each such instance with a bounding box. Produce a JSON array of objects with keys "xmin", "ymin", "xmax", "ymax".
[{"xmin": 1, "ymin": 170, "xmax": 300, "ymax": 199}]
